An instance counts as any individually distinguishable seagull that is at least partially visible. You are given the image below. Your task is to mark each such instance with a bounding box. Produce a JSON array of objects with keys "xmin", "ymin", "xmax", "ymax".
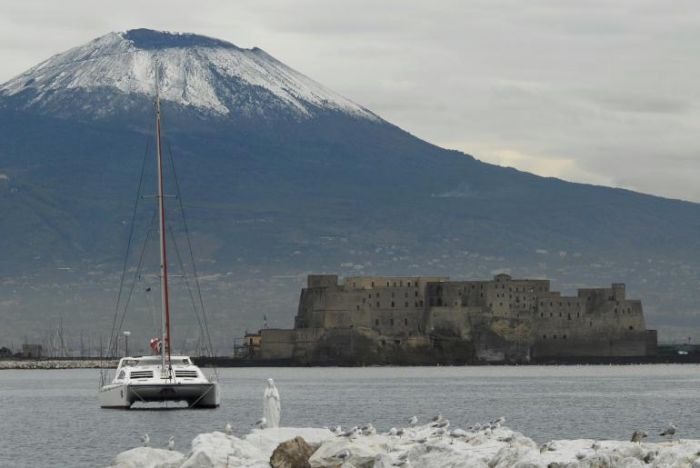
[
  {"xmin": 396, "ymin": 428, "xmax": 406, "ymax": 437},
  {"xmin": 631, "ymin": 430, "xmax": 648, "ymax": 443},
  {"xmin": 408, "ymin": 416, "xmax": 418, "ymax": 426},
  {"xmin": 255, "ymin": 417, "xmax": 267, "ymax": 429},
  {"xmin": 660, "ymin": 422, "xmax": 676, "ymax": 440},
  {"xmin": 224, "ymin": 422, "xmax": 233, "ymax": 435},
  {"xmin": 591, "ymin": 441, "xmax": 601, "ymax": 451},
  {"xmin": 492, "ymin": 416, "xmax": 506, "ymax": 428},
  {"xmin": 334, "ymin": 449, "xmax": 352, "ymax": 461},
  {"xmin": 340, "ymin": 427, "xmax": 358, "ymax": 438},
  {"xmin": 450, "ymin": 428, "xmax": 468, "ymax": 438},
  {"xmin": 431, "ymin": 413, "xmax": 443, "ymax": 422},
  {"xmin": 167, "ymin": 436, "xmax": 175, "ymax": 451},
  {"xmin": 539, "ymin": 441, "xmax": 556, "ymax": 453},
  {"xmin": 432, "ymin": 418, "xmax": 450, "ymax": 428},
  {"xmin": 362, "ymin": 424, "xmax": 376, "ymax": 436},
  {"xmin": 140, "ymin": 433, "xmax": 150, "ymax": 447},
  {"xmin": 388, "ymin": 427, "xmax": 398, "ymax": 436}
]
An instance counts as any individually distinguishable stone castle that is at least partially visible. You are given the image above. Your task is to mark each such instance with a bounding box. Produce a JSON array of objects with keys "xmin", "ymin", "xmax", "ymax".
[{"xmin": 258, "ymin": 274, "xmax": 657, "ymax": 364}]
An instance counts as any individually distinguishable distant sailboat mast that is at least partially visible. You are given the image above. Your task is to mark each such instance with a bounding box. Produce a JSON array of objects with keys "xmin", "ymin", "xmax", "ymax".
[{"xmin": 154, "ymin": 66, "xmax": 172, "ymax": 376}]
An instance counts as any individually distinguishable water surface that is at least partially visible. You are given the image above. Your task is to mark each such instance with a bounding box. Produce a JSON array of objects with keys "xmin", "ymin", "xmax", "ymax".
[{"xmin": 1, "ymin": 365, "xmax": 698, "ymax": 467}]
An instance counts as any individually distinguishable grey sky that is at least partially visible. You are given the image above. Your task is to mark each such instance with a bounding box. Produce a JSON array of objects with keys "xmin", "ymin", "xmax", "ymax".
[{"xmin": 2, "ymin": 0, "xmax": 699, "ymax": 201}]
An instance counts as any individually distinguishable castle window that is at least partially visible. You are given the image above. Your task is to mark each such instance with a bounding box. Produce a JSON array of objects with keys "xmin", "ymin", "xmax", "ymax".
[
  {"xmin": 353, "ymin": 282, "xmax": 356, "ymax": 288},
  {"xmin": 414, "ymin": 301, "xmax": 418, "ymax": 307},
  {"xmin": 420, "ymin": 300, "xmax": 424, "ymax": 306},
  {"xmin": 369, "ymin": 293, "xmax": 372, "ymax": 298},
  {"xmin": 567, "ymin": 314, "xmax": 571, "ymax": 320},
  {"xmin": 391, "ymin": 301, "xmax": 395, "ymax": 308},
  {"xmin": 563, "ymin": 335, "xmax": 567, "ymax": 339},
  {"xmin": 393, "ymin": 282, "xmax": 397, "ymax": 287},
  {"xmin": 369, "ymin": 303, "xmax": 372, "ymax": 308},
  {"xmin": 371, "ymin": 281, "xmax": 375, "ymax": 287},
  {"xmin": 362, "ymin": 298, "xmax": 366, "ymax": 303},
  {"xmin": 405, "ymin": 302, "xmax": 409, "ymax": 307},
  {"xmin": 437, "ymin": 298, "xmax": 443, "ymax": 306},
  {"xmin": 577, "ymin": 312, "xmax": 580, "ymax": 318},
  {"xmin": 377, "ymin": 293, "xmax": 380, "ymax": 298},
  {"xmin": 499, "ymin": 302, "xmax": 503, "ymax": 307},
  {"xmin": 375, "ymin": 319, "xmax": 379, "ymax": 326},
  {"xmin": 376, "ymin": 301, "xmax": 380, "ymax": 307},
  {"xmin": 415, "ymin": 291, "xmax": 418, "ymax": 297},
  {"xmin": 489, "ymin": 303, "xmax": 493, "ymax": 308},
  {"xmin": 356, "ymin": 305, "xmax": 360, "ymax": 311},
  {"xmin": 404, "ymin": 318, "xmax": 408, "ymax": 325},
  {"xmin": 629, "ymin": 326, "xmax": 634, "ymax": 330},
  {"xmin": 404, "ymin": 292, "xmax": 408, "ymax": 298},
  {"xmin": 550, "ymin": 313, "xmax": 553, "ymax": 317},
  {"xmin": 390, "ymin": 318, "xmax": 394, "ymax": 326},
  {"xmin": 550, "ymin": 302, "xmax": 553, "ymax": 306},
  {"xmin": 407, "ymin": 282, "xmax": 411, "ymax": 287},
  {"xmin": 543, "ymin": 334, "xmax": 547, "ymax": 339},
  {"xmin": 386, "ymin": 282, "xmax": 390, "ymax": 287},
  {"xmin": 559, "ymin": 312, "xmax": 562, "ymax": 317},
  {"xmin": 553, "ymin": 335, "xmax": 557, "ymax": 339},
  {"xmin": 540, "ymin": 313, "xmax": 543, "ymax": 318},
  {"xmin": 589, "ymin": 321, "xmax": 593, "ymax": 327}
]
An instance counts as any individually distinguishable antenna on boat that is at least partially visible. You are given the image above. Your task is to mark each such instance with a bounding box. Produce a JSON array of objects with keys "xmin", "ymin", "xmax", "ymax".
[{"xmin": 154, "ymin": 62, "xmax": 173, "ymax": 378}]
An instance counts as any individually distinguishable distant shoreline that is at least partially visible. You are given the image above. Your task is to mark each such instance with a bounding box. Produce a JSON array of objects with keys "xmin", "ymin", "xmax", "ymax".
[{"xmin": 1, "ymin": 354, "xmax": 699, "ymax": 369}]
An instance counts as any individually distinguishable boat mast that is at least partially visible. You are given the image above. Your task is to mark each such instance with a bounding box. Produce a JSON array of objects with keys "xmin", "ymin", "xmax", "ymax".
[{"xmin": 154, "ymin": 66, "xmax": 172, "ymax": 375}]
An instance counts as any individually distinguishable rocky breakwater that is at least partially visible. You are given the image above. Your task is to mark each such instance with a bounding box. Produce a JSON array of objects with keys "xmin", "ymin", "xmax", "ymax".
[{"xmin": 109, "ymin": 418, "xmax": 699, "ymax": 467}]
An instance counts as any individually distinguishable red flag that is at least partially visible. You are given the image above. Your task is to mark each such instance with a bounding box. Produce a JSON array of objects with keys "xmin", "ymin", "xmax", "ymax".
[{"xmin": 149, "ymin": 338, "xmax": 161, "ymax": 354}]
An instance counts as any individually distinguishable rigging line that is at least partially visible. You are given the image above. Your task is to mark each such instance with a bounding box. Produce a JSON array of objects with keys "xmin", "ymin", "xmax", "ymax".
[
  {"xmin": 166, "ymin": 142, "xmax": 217, "ymax": 361},
  {"xmin": 106, "ymin": 134, "xmax": 151, "ymax": 360},
  {"xmin": 166, "ymin": 222, "xmax": 208, "ymax": 355},
  {"xmin": 111, "ymin": 207, "xmax": 159, "ymax": 357}
]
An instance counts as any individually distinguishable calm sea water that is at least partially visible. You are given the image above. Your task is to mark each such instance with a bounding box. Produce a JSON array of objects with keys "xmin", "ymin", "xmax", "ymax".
[{"xmin": 1, "ymin": 365, "xmax": 699, "ymax": 467}]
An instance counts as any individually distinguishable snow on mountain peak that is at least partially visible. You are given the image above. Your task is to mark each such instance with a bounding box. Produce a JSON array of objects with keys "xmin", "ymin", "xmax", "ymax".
[{"xmin": 0, "ymin": 29, "xmax": 378, "ymax": 121}]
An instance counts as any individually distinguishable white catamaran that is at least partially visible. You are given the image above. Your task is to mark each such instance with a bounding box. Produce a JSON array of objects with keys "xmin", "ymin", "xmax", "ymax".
[{"xmin": 99, "ymin": 71, "xmax": 220, "ymax": 409}]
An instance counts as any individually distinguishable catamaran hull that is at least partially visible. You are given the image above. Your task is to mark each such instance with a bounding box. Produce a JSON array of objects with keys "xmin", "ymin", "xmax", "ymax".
[{"xmin": 99, "ymin": 382, "xmax": 220, "ymax": 408}]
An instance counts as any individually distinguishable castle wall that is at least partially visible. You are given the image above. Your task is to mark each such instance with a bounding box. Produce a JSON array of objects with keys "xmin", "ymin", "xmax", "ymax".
[
  {"xmin": 294, "ymin": 275, "xmax": 447, "ymax": 339},
  {"xmin": 259, "ymin": 328, "xmax": 326, "ymax": 360},
  {"xmin": 266, "ymin": 273, "xmax": 656, "ymax": 363}
]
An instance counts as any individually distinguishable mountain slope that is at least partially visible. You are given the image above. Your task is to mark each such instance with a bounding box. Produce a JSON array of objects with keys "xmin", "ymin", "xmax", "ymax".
[{"xmin": 0, "ymin": 29, "xmax": 698, "ymax": 350}]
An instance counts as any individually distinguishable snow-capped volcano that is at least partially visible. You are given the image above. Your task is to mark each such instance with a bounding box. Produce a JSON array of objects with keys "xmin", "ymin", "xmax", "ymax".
[{"xmin": 0, "ymin": 29, "xmax": 378, "ymax": 120}]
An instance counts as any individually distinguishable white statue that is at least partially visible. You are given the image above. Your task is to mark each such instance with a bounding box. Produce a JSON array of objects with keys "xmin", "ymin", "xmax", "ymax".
[{"xmin": 263, "ymin": 378, "xmax": 281, "ymax": 428}]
